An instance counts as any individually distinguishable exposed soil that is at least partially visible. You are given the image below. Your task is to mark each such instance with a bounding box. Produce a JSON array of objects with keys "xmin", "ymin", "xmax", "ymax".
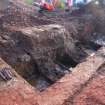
[{"xmin": 0, "ymin": 0, "xmax": 105, "ymax": 92}]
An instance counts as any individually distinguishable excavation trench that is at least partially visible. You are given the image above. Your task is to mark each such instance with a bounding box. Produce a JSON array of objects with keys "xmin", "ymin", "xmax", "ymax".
[
  {"xmin": 13, "ymin": 39, "xmax": 102, "ymax": 91},
  {"xmin": 0, "ymin": 29, "xmax": 101, "ymax": 92},
  {"xmin": 0, "ymin": 20, "xmax": 103, "ymax": 92},
  {"xmin": 0, "ymin": 3, "xmax": 104, "ymax": 92},
  {"xmin": 0, "ymin": 24, "xmax": 103, "ymax": 92}
]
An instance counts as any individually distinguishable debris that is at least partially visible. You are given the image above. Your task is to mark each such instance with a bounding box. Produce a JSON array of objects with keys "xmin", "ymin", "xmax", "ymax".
[{"xmin": 0, "ymin": 67, "xmax": 14, "ymax": 81}]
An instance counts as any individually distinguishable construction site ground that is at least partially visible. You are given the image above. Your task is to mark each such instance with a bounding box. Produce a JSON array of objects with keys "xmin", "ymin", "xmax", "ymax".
[{"xmin": 0, "ymin": 0, "xmax": 105, "ymax": 105}]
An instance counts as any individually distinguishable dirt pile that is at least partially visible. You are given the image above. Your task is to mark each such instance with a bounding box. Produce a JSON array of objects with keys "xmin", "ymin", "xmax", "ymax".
[
  {"xmin": 3, "ymin": 7, "xmax": 34, "ymax": 27},
  {"xmin": 0, "ymin": 2, "xmax": 54, "ymax": 28}
]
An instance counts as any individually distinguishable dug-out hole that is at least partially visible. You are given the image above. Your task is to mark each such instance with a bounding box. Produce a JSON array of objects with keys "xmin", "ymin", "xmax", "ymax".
[
  {"xmin": 15, "ymin": 41, "xmax": 102, "ymax": 92},
  {"xmin": 14, "ymin": 39, "xmax": 102, "ymax": 92},
  {"xmin": 14, "ymin": 53, "xmax": 78, "ymax": 92}
]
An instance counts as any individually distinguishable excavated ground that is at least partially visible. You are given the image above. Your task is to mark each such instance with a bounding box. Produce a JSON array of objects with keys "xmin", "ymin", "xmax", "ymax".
[
  {"xmin": 0, "ymin": 1, "xmax": 105, "ymax": 92},
  {"xmin": 0, "ymin": 1, "xmax": 105, "ymax": 105}
]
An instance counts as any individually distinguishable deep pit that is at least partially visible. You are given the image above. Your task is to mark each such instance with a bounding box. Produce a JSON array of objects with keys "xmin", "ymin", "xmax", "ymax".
[
  {"xmin": 0, "ymin": 1, "xmax": 105, "ymax": 92},
  {"xmin": 11, "ymin": 26, "xmax": 103, "ymax": 91},
  {"xmin": 1, "ymin": 1, "xmax": 105, "ymax": 105},
  {"xmin": 0, "ymin": 28, "xmax": 100, "ymax": 91}
]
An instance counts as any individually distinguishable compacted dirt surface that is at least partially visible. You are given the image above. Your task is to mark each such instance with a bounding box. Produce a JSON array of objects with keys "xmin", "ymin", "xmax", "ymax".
[{"xmin": 0, "ymin": 0, "xmax": 105, "ymax": 105}]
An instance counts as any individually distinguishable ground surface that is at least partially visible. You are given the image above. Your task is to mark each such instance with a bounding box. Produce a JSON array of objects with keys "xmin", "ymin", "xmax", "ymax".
[{"xmin": 0, "ymin": 0, "xmax": 105, "ymax": 105}]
